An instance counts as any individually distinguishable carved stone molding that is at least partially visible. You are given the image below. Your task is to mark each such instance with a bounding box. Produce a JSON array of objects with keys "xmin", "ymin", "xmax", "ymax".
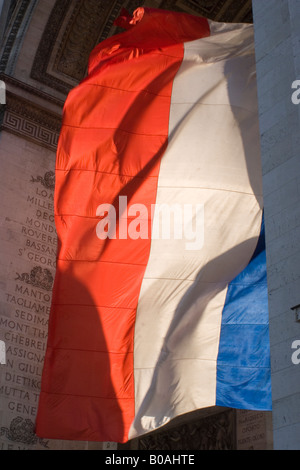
[
  {"xmin": 0, "ymin": 0, "xmax": 30, "ymax": 73},
  {"xmin": 1, "ymin": 91, "xmax": 61, "ymax": 151},
  {"xmin": 30, "ymin": 0, "xmax": 252, "ymax": 96},
  {"xmin": 136, "ymin": 409, "xmax": 236, "ymax": 450},
  {"xmin": 30, "ymin": 0, "xmax": 142, "ymax": 95},
  {"xmin": 0, "ymin": 74, "xmax": 64, "ymax": 108},
  {"xmin": 160, "ymin": 0, "xmax": 252, "ymax": 22},
  {"xmin": 0, "ymin": 416, "xmax": 49, "ymax": 448},
  {"xmin": 0, "ymin": 0, "xmax": 38, "ymax": 75}
]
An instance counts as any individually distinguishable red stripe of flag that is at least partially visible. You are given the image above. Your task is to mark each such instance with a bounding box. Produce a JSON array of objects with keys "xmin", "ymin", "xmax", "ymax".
[{"xmin": 36, "ymin": 8, "xmax": 209, "ymax": 443}]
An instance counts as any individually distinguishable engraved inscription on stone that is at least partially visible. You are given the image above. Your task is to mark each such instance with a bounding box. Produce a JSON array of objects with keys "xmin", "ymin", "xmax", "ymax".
[
  {"xmin": 236, "ymin": 410, "xmax": 273, "ymax": 450},
  {"xmin": 0, "ymin": 152, "xmax": 57, "ymax": 450}
]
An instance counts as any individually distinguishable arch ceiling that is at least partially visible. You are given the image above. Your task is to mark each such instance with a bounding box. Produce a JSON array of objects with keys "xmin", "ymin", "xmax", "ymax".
[
  {"xmin": 1, "ymin": 0, "xmax": 253, "ymax": 97},
  {"xmin": 0, "ymin": 0, "xmax": 253, "ymax": 150}
]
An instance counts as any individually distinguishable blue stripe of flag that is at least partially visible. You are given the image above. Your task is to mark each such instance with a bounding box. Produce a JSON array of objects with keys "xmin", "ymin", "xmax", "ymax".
[{"xmin": 216, "ymin": 215, "xmax": 272, "ymax": 410}]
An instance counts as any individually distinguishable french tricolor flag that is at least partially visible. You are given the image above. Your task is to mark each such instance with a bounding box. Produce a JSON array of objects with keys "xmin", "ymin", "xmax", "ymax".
[{"xmin": 36, "ymin": 8, "xmax": 272, "ymax": 443}]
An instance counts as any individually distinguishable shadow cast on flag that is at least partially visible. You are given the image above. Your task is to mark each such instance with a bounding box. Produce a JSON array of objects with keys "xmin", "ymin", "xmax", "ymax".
[{"xmin": 35, "ymin": 7, "xmax": 271, "ymax": 444}]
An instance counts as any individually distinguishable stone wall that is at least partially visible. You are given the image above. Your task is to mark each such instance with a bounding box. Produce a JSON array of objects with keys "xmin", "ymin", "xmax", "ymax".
[
  {"xmin": 0, "ymin": 0, "xmax": 275, "ymax": 450},
  {"xmin": 253, "ymin": 0, "xmax": 300, "ymax": 450}
]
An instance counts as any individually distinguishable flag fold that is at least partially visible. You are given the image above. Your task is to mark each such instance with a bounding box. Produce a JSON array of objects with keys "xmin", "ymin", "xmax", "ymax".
[{"xmin": 36, "ymin": 7, "xmax": 271, "ymax": 444}]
